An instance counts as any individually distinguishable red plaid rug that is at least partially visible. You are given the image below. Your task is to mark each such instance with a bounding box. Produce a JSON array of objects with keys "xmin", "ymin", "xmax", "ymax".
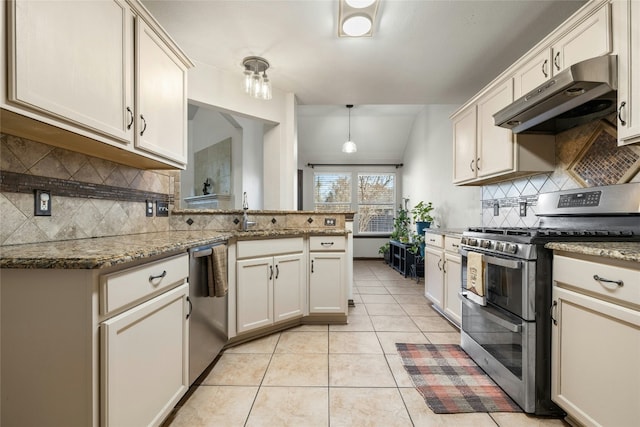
[{"xmin": 396, "ymin": 343, "xmax": 522, "ymax": 414}]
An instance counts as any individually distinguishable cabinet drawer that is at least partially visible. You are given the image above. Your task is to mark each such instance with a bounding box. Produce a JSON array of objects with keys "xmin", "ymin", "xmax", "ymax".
[
  {"xmin": 445, "ymin": 236, "xmax": 462, "ymax": 253},
  {"xmin": 101, "ymin": 253, "xmax": 188, "ymax": 315},
  {"xmin": 425, "ymin": 232, "xmax": 444, "ymax": 248},
  {"xmin": 553, "ymin": 254, "xmax": 640, "ymax": 308},
  {"xmin": 237, "ymin": 237, "xmax": 303, "ymax": 259},
  {"xmin": 309, "ymin": 236, "xmax": 346, "ymax": 252}
]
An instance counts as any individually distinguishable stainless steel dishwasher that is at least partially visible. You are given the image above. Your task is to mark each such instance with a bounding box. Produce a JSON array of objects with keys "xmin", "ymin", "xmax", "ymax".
[{"xmin": 188, "ymin": 243, "xmax": 228, "ymax": 384}]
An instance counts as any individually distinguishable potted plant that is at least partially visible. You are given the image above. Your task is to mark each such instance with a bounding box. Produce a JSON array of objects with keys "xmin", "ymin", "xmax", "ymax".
[
  {"xmin": 390, "ymin": 204, "xmax": 411, "ymax": 243},
  {"xmin": 411, "ymin": 201, "xmax": 434, "ymax": 237},
  {"xmin": 378, "ymin": 242, "xmax": 390, "ymax": 264}
]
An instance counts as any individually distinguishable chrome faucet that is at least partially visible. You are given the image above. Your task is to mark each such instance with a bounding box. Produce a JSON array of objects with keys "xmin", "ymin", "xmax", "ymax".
[{"xmin": 242, "ymin": 192, "xmax": 257, "ymax": 231}]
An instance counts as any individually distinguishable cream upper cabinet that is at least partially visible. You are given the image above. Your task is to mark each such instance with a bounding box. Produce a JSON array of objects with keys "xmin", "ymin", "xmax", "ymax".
[
  {"xmin": 135, "ymin": 18, "xmax": 188, "ymax": 164},
  {"xmin": 614, "ymin": 0, "xmax": 640, "ymax": 145},
  {"xmin": 550, "ymin": 4, "xmax": 611, "ymax": 74},
  {"xmin": 452, "ymin": 106, "xmax": 477, "ymax": 184},
  {"xmin": 476, "ymin": 79, "xmax": 515, "ymax": 178},
  {"xmin": 3, "ymin": 0, "xmax": 192, "ymax": 169},
  {"xmin": 9, "ymin": 0, "xmax": 133, "ymax": 143},
  {"xmin": 513, "ymin": 49, "xmax": 553, "ymax": 98}
]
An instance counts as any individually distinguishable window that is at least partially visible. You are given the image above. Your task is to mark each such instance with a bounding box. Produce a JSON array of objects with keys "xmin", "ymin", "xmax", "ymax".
[
  {"xmin": 357, "ymin": 173, "xmax": 395, "ymax": 233},
  {"xmin": 313, "ymin": 172, "xmax": 352, "ymax": 212},
  {"xmin": 313, "ymin": 171, "xmax": 396, "ymax": 235}
]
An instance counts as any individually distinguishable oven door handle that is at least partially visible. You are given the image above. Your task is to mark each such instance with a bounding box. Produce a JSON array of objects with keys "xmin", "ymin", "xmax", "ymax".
[
  {"xmin": 460, "ymin": 249, "xmax": 522, "ymax": 270},
  {"xmin": 460, "ymin": 292, "xmax": 523, "ymax": 333}
]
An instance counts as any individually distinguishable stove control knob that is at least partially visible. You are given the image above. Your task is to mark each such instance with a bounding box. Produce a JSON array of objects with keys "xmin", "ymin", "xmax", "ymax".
[
  {"xmin": 461, "ymin": 237, "xmax": 468, "ymax": 245},
  {"xmin": 468, "ymin": 239, "xmax": 478, "ymax": 246},
  {"xmin": 481, "ymin": 240, "xmax": 492, "ymax": 249},
  {"xmin": 495, "ymin": 242, "xmax": 504, "ymax": 252},
  {"xmin": 504, "ymin": 243, "xmax": 518, "ymax": 254}
]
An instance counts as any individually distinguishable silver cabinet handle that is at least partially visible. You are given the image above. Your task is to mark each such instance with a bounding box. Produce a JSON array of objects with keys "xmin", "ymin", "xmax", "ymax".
[
  {"xmin": 550, "ymin": 300, "xmax": 558, "ymax": 326},
  {"xmin": 126, "ymin": 107, "xmax": 134, "ymax": 130},
  {"xmin": 140, "ymin": 114, "xmax": 147, "ymax": 136},
  {"xmin": 149, "ymin": 270, "xmax": 167, "ymax": 283},
  {"xmin": 542, "ymin": 59, "xmax": 548, "ymax": 78},
  {"xmin": 554, "ymin": 51, "xmax": 561, "ymax": 70},
  {"xmin": 593, "ymin": 274, "xmax": 623, "ymax": 287},
  {"xmin": 618, "ymin": 101, "xmax": 627, "ymax": 126}
]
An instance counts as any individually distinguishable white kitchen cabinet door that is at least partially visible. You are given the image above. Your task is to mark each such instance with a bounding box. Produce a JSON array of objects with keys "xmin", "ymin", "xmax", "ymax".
[
  {"xmin": 424, "ymin": 246, "xmax": 444, "ymax": 309},
  {"xmin": 477, "ymin": 79, "xmax": 515, "ymax": 178},
  {"xmin": 615, "ymin": 0, "xmax": 640, "ymax": 145},
  {"xmin": 135, "ymin": 18, "xmax": 188, "ymax": 165},
  {"xmin": 101, "ymin": 283, "xmax": 188, "ymax": 427},
  {"xmin": 551, "ymin": 4, "xmax": 611, "ymax": 74},
  {"xmin": 236, "ymin": 257, "xmax": 274, "ymax": 333},
  {"xmin": 443, "ymin": 251, "xmax": 462, "ymax": 326},
  {"xmin": 309, "ymin": 252, "xmax": 346, "ymax": 314},
  {"xmin": 551, "ymin": 286, "xmax": 640, "ymax": 427},
  {"xmin": 452, "ymin": 106, "xmax": 477, "ymax": 184},
  {"xmin": 9, "ymin": 0, "xmax": 133, "ymax": 143},
  {"xmin": 513, "ymin": 49, "xmax": 552, "ymax": 98},
  {"xmin": 273, "ymin": 253, "xmax": 305, "ymax": 322}
]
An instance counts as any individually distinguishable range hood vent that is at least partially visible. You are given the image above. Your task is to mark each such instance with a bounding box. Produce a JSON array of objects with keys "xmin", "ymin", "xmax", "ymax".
[{"xmin": 494, "ymin": 55, "xmax": 617, "ymax": 134}]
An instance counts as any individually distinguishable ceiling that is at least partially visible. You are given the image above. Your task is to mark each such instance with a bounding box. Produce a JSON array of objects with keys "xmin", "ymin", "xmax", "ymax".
[{"xmin": 142, "ymin": 0, "xmax": 587, "ymax": 163}]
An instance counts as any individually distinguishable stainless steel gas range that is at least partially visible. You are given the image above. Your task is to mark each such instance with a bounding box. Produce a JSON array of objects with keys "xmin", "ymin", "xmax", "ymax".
[{"xmin": 459, "ymin": 182, "xmax": 640, "ymax": 415}]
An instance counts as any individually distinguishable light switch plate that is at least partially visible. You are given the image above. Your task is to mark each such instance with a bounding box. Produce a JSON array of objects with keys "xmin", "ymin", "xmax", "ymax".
[
  {"xmin": 34, "ymin": 189, "xmax": 51, "ymax": 216},
  {"xmin": 519, "ymin": 201, "xmax": 527, "ymax": 217},
  {"xmin": 145, "ymin": 200, "xmax": 154, "ymax": 217}
]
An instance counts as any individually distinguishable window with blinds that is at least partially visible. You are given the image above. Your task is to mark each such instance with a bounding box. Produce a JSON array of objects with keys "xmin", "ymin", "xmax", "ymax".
[
  {"xmin": 357, "ymin": 173, "xmax": 394, "ymax": 233},
  {"xmin": 313, "ymin": 172, "xmax": 352, "ymax": 212}
]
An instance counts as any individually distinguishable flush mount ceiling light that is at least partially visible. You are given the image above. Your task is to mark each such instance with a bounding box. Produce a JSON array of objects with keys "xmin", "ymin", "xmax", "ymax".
[
  {"xmin": 242, "ymin": 56, "xmax": 272, "ymax": 100},
  {"xmin": 339, "ymin": 0, "xmax": 380, "ymax": 37},
  {"xmin": 342, "ymin": 105, "xmax": 357, "ymax": 153}
]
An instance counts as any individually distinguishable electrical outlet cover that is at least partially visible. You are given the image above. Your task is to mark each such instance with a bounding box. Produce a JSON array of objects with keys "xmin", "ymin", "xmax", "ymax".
[
  {"xmin": 34, "ymin": 189, "xmax": 52, "ymax": 216},
  {"xmin": 156, "ymin": 201, "xmax": 169, "ymax": 217}
]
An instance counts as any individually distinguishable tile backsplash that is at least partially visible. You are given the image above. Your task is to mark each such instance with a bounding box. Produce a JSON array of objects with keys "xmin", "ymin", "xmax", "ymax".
[
  {"xmin": 482, "ymin": 119, "xmax": 640, "ymax": 228},
  {"xmin": 0, "ymin": 133, "xmax": 174, "ymax": 246}
]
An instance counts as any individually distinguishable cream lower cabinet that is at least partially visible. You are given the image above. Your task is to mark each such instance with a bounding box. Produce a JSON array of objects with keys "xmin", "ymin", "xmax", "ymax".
[
  {"xmin": 442, "ymin": 236, "xmax": 462, "ymax": 326},
  {"xmin": 424, "ymin": 244, "xmax": 444, "ymax": 308},
  {"xmin": 614, "ymin": 0, "xmax": 640, "ymax": 145},
  {"xmin": 236, "ymin": 238, "xmax": 305, "ymax": 334},
  {"xmin": 425, "ymin": 233, "xmax": 461, "ymax": 326},
  {"xmin": 309, "ymin": 236, "xmax": 347, "ymax": 314},
  {"xmin": 551, "ymin": 253, "xmax": 640, "ymax": 427},
  {"xmin": 0, "ymin": 253, "xmax": 189, "ymax": 427}
]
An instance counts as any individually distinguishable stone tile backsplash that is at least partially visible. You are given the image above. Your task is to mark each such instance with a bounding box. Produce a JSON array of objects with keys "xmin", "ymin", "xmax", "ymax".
[
  {"xmin": 481, "ymin": 119, "xmax": 640, "ymax": 228},
  {"xmin": 0, "ymin": 133, "xmax": 173, "ymax": 246}
]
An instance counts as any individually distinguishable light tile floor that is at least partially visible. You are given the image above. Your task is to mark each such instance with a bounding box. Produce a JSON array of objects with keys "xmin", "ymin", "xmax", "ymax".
[{"xmin": 164, "ymin": 260, "xmax": 568, "ymax": 427}]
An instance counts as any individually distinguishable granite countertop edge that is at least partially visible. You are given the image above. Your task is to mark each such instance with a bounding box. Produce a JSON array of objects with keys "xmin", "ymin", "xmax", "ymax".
[
  {"xmin": 424, "ymin": 228, "xmax": 466, "ymax": 237},
  {"xmin": 545, "ymin": 242, "xmax": 640, "ymax": 263},
  {"xmin": 0, "ymin": 228, "xmax": 351, "ymax": 269}
]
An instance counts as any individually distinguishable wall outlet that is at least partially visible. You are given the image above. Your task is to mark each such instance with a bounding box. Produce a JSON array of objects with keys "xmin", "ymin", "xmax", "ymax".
[
  {"xmin": 156, "ymin": 201, "xmax": 169, "ymax": 217},
  {"xmin": 145, "ymin": 200, "xmax": 154, "ymax": 217},
  {"xmin": 34, "ymin": 189, "xmax": 52, "ymax": 216},
  {"xmin": 493, "ymin": 202, "xmax": 499, "ymax": 216},
  {"xmin": 324, "ymin": 218, "xmax": 336, "ymax": 226},
  {"xmin": 519, "ymin": 201, "xmax": 527, "ymax": 217}
]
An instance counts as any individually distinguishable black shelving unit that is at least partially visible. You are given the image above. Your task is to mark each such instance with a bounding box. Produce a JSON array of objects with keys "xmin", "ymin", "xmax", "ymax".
[{"xmin": 389, "ymin": 240, "xmax": 424, "ymax": 279}]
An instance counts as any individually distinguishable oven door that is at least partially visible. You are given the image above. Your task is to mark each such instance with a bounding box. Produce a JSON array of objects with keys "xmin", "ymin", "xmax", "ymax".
[
  {"xmin": 460, "ymin": 248, "xmax": 536, "ymax": 321},
  {"xmin": 460, "ymin": 294, "xmax": 536, "ymax": 413}
]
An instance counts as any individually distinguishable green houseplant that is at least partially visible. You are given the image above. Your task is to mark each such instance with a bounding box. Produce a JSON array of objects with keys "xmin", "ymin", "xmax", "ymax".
[
  {"xmin": 378, "ymin": 242, "xmax": 390, "ymax": 264},
  {"xmin": 390, "ymin": 204, "xmax": 411, "ymax": 243},
  {"xmin": 411, "ymin": 201, "xmax": 434, "ymax": 256}
]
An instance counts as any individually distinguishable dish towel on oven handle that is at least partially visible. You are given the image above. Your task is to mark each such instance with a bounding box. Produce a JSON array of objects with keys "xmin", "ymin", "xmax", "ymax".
[
  {"xmin": 207, "ymin": 244, "xmax": 228, "ymax": 297},
  {"xmin": 466, "ymin": 251, "xmax": 486, "ymax": 305}
]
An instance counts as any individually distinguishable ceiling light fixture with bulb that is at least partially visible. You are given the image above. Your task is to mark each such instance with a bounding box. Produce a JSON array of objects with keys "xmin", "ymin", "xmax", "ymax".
[
  {"xmin": 242, "ymin": 56, "xmax": 272, "ymax": 100},
  {"xmin": 338, "ymin": 0, "xmax": 380, "ymax": 37},
  {"xmin": 342, "ymin": 104, "xmax": 357, "ymax": 154}
]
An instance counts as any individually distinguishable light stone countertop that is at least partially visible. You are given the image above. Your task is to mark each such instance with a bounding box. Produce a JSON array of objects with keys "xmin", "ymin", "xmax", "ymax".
[
  {"xmin": 545, "ymin": 242, "xmax": 640, "ymax": 263},
  {"xmin": 424, "ymin": 228, "xmax": 466, "ymax": 237},
  {"xmin": 0, "ymin": 228, "xmax": 350, "ymax": 269}
]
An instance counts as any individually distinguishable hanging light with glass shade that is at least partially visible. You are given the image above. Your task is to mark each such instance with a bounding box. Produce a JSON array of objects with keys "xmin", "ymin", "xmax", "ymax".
[
  {"xmin": 342, "ymin": 105, "xmax": 357, "ymax": 153},
  {"xmin": 242, "ymin": 56, "xmax": 272, "ymax": 100}
]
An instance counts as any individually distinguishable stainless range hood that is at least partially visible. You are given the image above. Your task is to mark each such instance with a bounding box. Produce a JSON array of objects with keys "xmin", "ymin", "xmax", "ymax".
[{"xmin": 494, "ymin": 55, "xmax": 617, "ymax": 134}]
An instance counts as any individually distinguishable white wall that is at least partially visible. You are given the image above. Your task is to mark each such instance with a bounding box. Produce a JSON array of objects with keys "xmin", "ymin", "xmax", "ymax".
[
  {"xmin": 236, "ymin": 117, "xmax": 264, "ymax": 209},
  {"xmin": 188, "ymin": 60, "xmax": 298, "ymax": 209},
  {"xmin": 401, "ymin": 105, "xmax": 481, "ymax": 228}
]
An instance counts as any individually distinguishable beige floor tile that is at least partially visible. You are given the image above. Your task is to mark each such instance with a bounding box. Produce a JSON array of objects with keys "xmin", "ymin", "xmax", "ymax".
[
  {"xmin": 360, "ymin": 294, "xmax": 398, "ymax": 304},
  {"xmin": 329, "ymin": 331, "xmax": 383, "ymax": 354},
  {"xmin": 385, "ymin": 354, "xmax": 416, "ymax": 387},
  {"xmin": 370, "ymin": 315, "xmax": 420, "ymax": 332},
  {"xmin": 490, "ymin": 413, "xmax": 570, "ymax": 426},
  {"xmin": 288, "ymin": 323, "xmax": 328, "ymax": 332},
  {"xmin": 352, "ymin": 293, "xmax": 363, "ymax": 303},
  {"xmin": 400, "ymin": 302, "xmax": 440, "ymax": 316},
  {"xmin": 376, "ymin": 331, "xmax": 430, "ymax": 354},
  {"xmin": 348, "ymin": 303, "xmax": 368, "ymax": 316},
  {"xmin": 245, "ymin": 386, "xmax": 328, "ymax": 427},
  {"xmin": 166, "ymin": 386, "xmax": 258, "ymax": 427},
  {"xmin": 274, "ymin": 331, "xmax": 328, "ymax": 354},
  {"xmin": 329, "ymin": 354, "xmax": 396, "ymax": 387},
  {"xmin": 365, "ymin": 302, "xmax": 406, "ymax": 315},
  {"xmin": 329, "ymin": 314, "xmax": 374, "ymax": 331},
  {"xmin": 262, "ymin": 353, "xmax": 328, "ymax": 386},
  {"xmin": 423, "ymin": 332, "xmax": 462, "ymax": 345},
  {"xmin": 385, "ymin": 286, "xmax": 425, "ymax": 295},
  {"xmin": 393, "ymin": 294, "xmax": 431, "ymax": 304},
  {"xmin": 355, "ymin": 279, "xmax": 384, "ymax": 287},
  {"xmin": 200, "ymin": 353, "xmax": 271, "ymax": 386},
  {"xmin": 375, "ymin": 271, "xmax": 405, "ymax": 280},
  {"xmin": 399, "ymin": 387, "xmax": 498, "ymax": 427},
  {"xmin": 357, "ymin": 286, "xmax": 390, "ymax": 295},
  {"xmin": 412, "ymin": 315, "xmax": 459, "ymax": 332},
  {"xmin": 224, "ymin": 334, "xmax": 280, "ymax": 354},
  {"xmin": 330, "ymin": 387, "xmax": 413, "ymax": 426}
]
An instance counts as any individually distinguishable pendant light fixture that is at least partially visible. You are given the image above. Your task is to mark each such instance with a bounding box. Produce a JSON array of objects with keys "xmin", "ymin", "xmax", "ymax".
[
  {"xmin": 342, "ymin": 104, "xmax": 357, "ymax": 153},
  {"xmin": 242, "ymin": 56, "xmax": 272, "ymax": 100}
]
